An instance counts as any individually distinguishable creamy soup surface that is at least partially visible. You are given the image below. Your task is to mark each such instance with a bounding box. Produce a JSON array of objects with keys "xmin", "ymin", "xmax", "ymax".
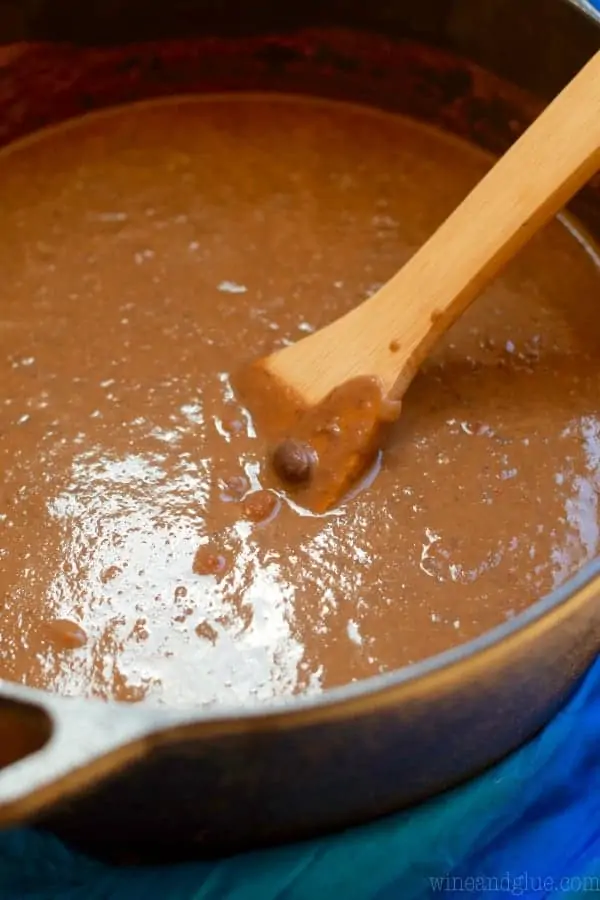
[{"xmin": 0, "ymin": 94, "xmax": 599, "ymax": 707}]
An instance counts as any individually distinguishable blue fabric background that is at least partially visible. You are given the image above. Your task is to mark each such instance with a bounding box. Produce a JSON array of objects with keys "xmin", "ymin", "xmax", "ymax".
[{"xmin": 2, "ymin": 4, "xmax": 599, "ymax": 894}]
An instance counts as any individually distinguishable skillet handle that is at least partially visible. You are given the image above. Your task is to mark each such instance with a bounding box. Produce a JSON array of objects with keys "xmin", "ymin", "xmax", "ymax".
[{"xmin": 0, "ymin": 681, "xmax": 162, "ymax": 826}]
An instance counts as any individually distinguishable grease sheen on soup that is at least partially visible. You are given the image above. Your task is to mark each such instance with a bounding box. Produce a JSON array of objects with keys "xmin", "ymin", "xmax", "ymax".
[{"xmin": 1, "ymin": 94, "xmax": 599, "ymax": 707}]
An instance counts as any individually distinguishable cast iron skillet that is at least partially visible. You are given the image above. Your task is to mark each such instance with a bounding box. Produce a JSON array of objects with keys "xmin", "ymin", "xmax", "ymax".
[{"xmin": 0, "ymin": 0, "xmax": 599, "ymax": 864}]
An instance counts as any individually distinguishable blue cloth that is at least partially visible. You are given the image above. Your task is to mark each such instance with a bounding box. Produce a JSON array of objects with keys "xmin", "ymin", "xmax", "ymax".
[{"xmin": 2, "ymin": 653, "xmax": 600, "ymax": 899}]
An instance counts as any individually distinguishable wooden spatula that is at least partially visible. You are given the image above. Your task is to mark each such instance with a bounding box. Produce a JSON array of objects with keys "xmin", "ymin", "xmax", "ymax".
[{"xmin": 239, "ymin": 49, "xmax": 600, "ymax": 513}]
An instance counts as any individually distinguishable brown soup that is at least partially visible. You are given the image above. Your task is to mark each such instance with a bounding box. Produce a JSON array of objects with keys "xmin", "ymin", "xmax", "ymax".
[{"xmin": 1, "ymin": 94, "xmax": 599, "ymax": 707}]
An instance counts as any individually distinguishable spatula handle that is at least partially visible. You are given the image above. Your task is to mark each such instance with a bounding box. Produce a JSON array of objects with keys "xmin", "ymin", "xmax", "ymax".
[{"xmin": 369, "ymin": 49, "xmax": 600, "ymax": 394}]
